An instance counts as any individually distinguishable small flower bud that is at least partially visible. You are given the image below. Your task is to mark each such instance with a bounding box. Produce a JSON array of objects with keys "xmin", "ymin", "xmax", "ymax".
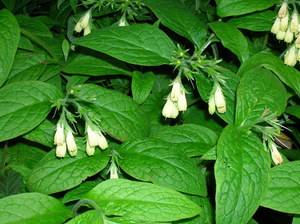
[
  {"xmin": 290, "ymin": 12, "xmax": 299, "ymax": 32},
  {"xmin": 96, "ymin": 131, "xmax": 108, "ymax": 150},
  {"xmin": 80, "ymin": 11, "xmax": 91, "ymax": 29},
  {"xmin": 177, "ymin": 92, "xmax": 187, "ymax": 111},
  {"xmin": 214, "ymin": 86, "xmax": 226, "ymax": 114},
  {"xmin": 271, "ymin": 17, "xmax": 281, "ymax": 34},
  {"xmin": 170, "ymin": 80, "xmax": 181, "ymax": 101},
  {"xmin": 208, "ymin": 94, "xmax": 216, "ymax": 115},
  {"xmin": 118, "ymin": 16, "xmax": 128, "ymax": 26},
  {"xmin": 86, "ymin": 141, "xmax": 95, "ymax": 156},
  {"xmin": 280, "ymin": 14, "xmax": 289, "ymax": 31},
  {"xmin": 56, "ymin": 143, "xmax": 67, "ymax": 158},
  {"xmin": 54, "ymin": 123, "xmax": 65, "ymax": 146},
  {"xmin": 66, "ymin": 130, "xmax": 77, "ymax": 156},
  {"xmin": 109, "ymin": 162, "xmax": 119, "ymax": 179},
  {"xmin": 284, "ymin": 27, "xmax": 294, "ymax": 43},
  {"xmin": 276, "ymin": 30, "xmax": 286, "ymax": 40},
  {"xmin": 270, "ymin": 142, "xmax": 283, "ymax": 165},
  {"xmin": 162, "ymin": 98, "xmax": 179, "ymax": 119},
  {"xmin": 83, "ymin": 25, "xmax": 91, "ymax": 36},
  {"xmin": 284, "ymin": 46, "xmax": 297, "ymax": 67},
  {"xmin": 278, "ymin": 2, "xmax": 288, "ymax": 18}
]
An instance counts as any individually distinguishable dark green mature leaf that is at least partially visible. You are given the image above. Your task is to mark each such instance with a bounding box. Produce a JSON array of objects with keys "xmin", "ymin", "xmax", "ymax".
[
  {"xmin": 63, "ymin": 55, "xmax": 132, "ymax": 76},
  {"xmin": 0, "ymin": 81, "xmax": 63, "ymax": 142},
  {"xmin": 118, "ymin": 139, "xmax": 207, "ymax": 196},
  {"xmin": 27, "ymin": 145, "xmax": 110, "ymax": 194},
  {"xmin": 215, "ymin": 125, "xmax": 270, "ymax": 224},
  {"xmin": 210, "ymin": 22, "xmax": 249, "ymax": 62},
  {"xmin": 0, "ymin": 9, "xmax": 20, "ymax": 87},
  {"xmin": 0, "ymin": 192, "xmax": 72, "ymax": 224},
  {"xmin": 66, "ymin": 75, "xmax": 89, "ymax": 93},
  {"xmin": 85, "ymin": 179, "xmax": 201, "ymax": 222},
  {"xmin": 227, "ymin": 10, "xmax": 276, "ymax": 32},
  {"xmin": 75, "ymin": 24, "xmax": 176, "ymax": 66},
  {"xmin": 144, "ymin": 0, "xmax": 207, "ymax": 48},
  {"xmin": 285, "ymin": 105, "xmax": 300, "ymax": 119},
  {"xmin": 131, "ymin": 71, "xmax": 155, "ymax": 104},
  {"xmin": 6, "ymin": 64, "xmax": 47, "ymax": 84},
  {"xmin": 16, "ymin": 15, "xmax": 53, "ymax": 37},
  {"xmin": 151, "ymin": 124, "xmax": 218, "ymax": 157},
  {"xmin": 235, "ymin": 68, "xmax": 287, "ymax": 128},
  {"xmin": 261, "ymin": 161, "xmax": 300, "ymax": 214},
  {"xmin": 237, "ymin": 52, "xmax": 300, "ymax": 97},
  {"xmin": 217, "ymin": 0, "xmax": 277, "ymax": 17},
  {"xmin": 0, "ymin": 168, "xmax": 23, "ymax": 199},
  {"xmin": 76, "ymin": 84, "xmax": 149, "ymax": 141}
]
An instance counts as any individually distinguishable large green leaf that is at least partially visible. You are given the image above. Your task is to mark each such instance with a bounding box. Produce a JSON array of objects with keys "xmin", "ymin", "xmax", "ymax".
[
  {"xmin": 0, "ymin": 192, "xmax": 72, "ymax": 224},
  {"xmin": 0, "ymin": 9, "xmax": 20, "ymax": 87},
  {"xmin": 151, "ymin": 124, "xmax": 218, "ymax": 157},
  {"xmin": 261, "ymin": 161, "xmax": 300, "ymax": 214},
  {"xmin": 285, "ymin": 105, "xmax": 300, "ymax": 119},
  {"xmin": 118, "ymin": 139, "xmax": 207, "ymax": 196},
  {"xmin": 237, "ymin": 52, "xmax": 300, "ymax": 97},
  {"xmin": 16, "ymin": 15, "xmax": 53, "ymax": 37},
  {"xmin": 131, "ymin": 71, "xmax": 155, "ymax": 104},
  {"xmin": 65, "ymin": 210, "xmax": 104, "ymax": 224},
  {"xmin": 215, "ymin": 125, "xmax": 270, "ymax": 224},
  {"xmin": 85, "ymin": 179, "xmax": 201, "ymax": 222},
  {"xmin": 6, "ymin": 64, "xmax": 47, "ymax": 84},
  {"xmin": 217, "ymin": 0, "xmax": 277, "ymax": 17},
  {"xmin": 27, "ymin": 144, "xmax": 110, "ymax": 194},
  {"xmin": 0, "ymin": 81, "xmax": 63, "ymax": 142},
  {"xmin": 235, "ymin": 68, "xmax": 287, "ymax": 128},
  {"xmin": 144, "ymin": 0, "xmax": 207, "ymax": 48},
  {"xmin": 75, "ymin": 24, "xmax": 176, "ymax": 66},
  {"xmin": 75, "ymin": 84, "xmax": 149, "ymax": 141},
  {"xmin": 210, "ymin": 22, "xmax": 249, "ymax": 62},
  {"xmin": 63, "ymin": 55, "xmax": 132, "ymax": 76}
]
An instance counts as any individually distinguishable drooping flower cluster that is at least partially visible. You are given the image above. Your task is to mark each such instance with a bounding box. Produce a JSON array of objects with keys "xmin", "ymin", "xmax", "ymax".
[
  {"xmin": 85, "ymin": 124, "xmax": 108, "ymax": 156},
  {"xmin": 208, "ymin": 83, "xmax": 226, "ymax": 115},
  {"xmin": 162, "ymin": 78, "xmax": 187, "ymax": 119},
  {"xmin": 74, "ymin": 11, "xmax": 92, "ymax": 36},
  {"xmin": 271, "ymin": 2, "xmax": 300, "ymax": 66}
]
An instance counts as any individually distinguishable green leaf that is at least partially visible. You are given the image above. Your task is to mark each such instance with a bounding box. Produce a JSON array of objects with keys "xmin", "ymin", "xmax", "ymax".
[
  {"xmin": 237, "ymin": 52, "xmax": 300, "ymax": 97},
  {"xmin": 85, "ymin": 179, "xmax": 201, "ymax": 222},
  {"xmin": 217, "ymin": 0, "xmax": 277, "ymax": 17},
  {"xmin": 0, "ymin": 9, "xmax": 20, "ymax": 87},
  {"xmin": 64, "ymin": 55, "xmax": 132, "ymax": 76},
  {"xmin": 235, "ymin": 68, "xmax": 287, "ymax": 128},
  {"xmin": 62, "ymin": 39, "xmax": 69, "ymax": 61},
  {"xmin": 285, "ymin": 105, "xmax": 300, "ymax": 119},
  {"xmin": 151, "ymin": 124, "xmax": 218, "ymax": 157},
  {"xmin": 144, "ymin": 0, "xmax": 207, "ymax": 48},
  {"xmin": 26, "ymin": 143, "xmax": 110, "ymax": 194},
  {"xmin": 65, "ymin": 210, "xmax": 104, "ymax": 224},
  {"xmin": 227, "ymin": 10, "xmax": 276, "ymax": 32},
  {"xmin": 293, "ymin": 217, "xmax": 300, "ymax": 224},
  {"xmin": 118, "ymin": 139, "xmax": 207, "ymax": 196},
  {"xmin": 0, "ymin": 192, "xmax": 72, "ymax": 224},
  {"xmin": 1, "ymin": 0, "xmax": 16, "ymax": 11},
  {"xmin": 215, "ymin": 125, "xmax": 270, "ymax": 224},
  {"xmin": 22, "ymin": 119, "xmax": 55, "ymax": 148},
  {"xmin": 261, "ymin": 161, "xmax": 300, "ymax": 214},
  {"xmin": 76, "ymin": 84, "xmax": 149, "ymax": 141},
  {"xmin": 131, "ymin": 71, "xmax": 155, "ymax": 104},
  {"xmin": 107, "ymin": 216, "xmax": 168, "ymax": 224},
  {"xmin": 0, "ymin": 81, "xmax": 63, "ymax": 142},
  {"xmin": 75, "ymin": 24, "xmax": 176, "ymax": 66},
  {"xmin": 0, "ymin": 168, "xmax": 23, "ymax": 199},
  {"xmin": 210, "ymin": 22, "xmax": 249, "ymax": 62},
  {"xmin": 66, "ymin": 75, "xmax": 89, "ymax": 93}
]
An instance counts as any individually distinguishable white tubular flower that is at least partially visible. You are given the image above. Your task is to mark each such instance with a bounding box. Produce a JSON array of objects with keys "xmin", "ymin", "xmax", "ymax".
[
  {"xmin": 66, "ymin": 130, "xmax": 77, "ymax": 156},
  {"xmin": 109, "ymin": 162, "xmax": 119, "ymax": 179},
  {"xmin": 284, "ymin": 27, "xmax": 294, "ymax": 43},
  {"xmin": 278, "ymin": 2, "xmax": 288, "ymax": 18},
  {"xmin": 177, "ymin": 91, "xmax": 187, "ymax": 111},
  {"xmin": 284, "ymin": 46, "xmax": 297, "ymax": 67},
  {"xmin": 170, "ymin": 80, "xmax": 181, "ymax": 101},
  {"xmin": 290, "ymin": 12, "xmax": 299, "ymax": 32},
  {"xmin": 162, "ymin": 98, "xmax": 179, "ymax": 119},
  {"xmin": 86, "ymin": 141, "xmax": 95, "ymax": 156},
  {"xmin": 56, "ymin": 143, "xmax": 67, "ymax": 158},
  {"xmin": 270, "ymin": 142, "xmax": 283, "ymax": 165},
  {"xmin": 87, "ymin": 125, "xmax": 98, "ymax": 147},
  {"xmin": 83, "ymin": 25, "xmax": 91, "ymax": 36},
  {"xmin": 297, "ymin": 50, "xmax": 300, "ymax": 61},
  {"xmin": 96, "ymin": 131, "xmax": 108, "ymax": 150},
  {"xmin": 80, "ymin": 11, "xmax": 91, "ymax": 29},
  {"xmin": 271, "ymin": 17, "xmax": 281, "ymax": 34},
  {"xmin": 54, "ymin": 123, "xmax": 65, "ymax": 146},
  {"xmin": 214, "ymin": 86, "xmax": 226, "ymax": 114},
  {"xmin": 276, "ymin": 30, "xmax": 286, "ymax": 40},
  {"xmin": 280, "ymin": 14, "xmax": 289, "ymax": 31},
  {"xmin": 74, "ymin": 22, "xmax": 83, "ymax": 33},
  {"xmin": 208, "ymin": 94, "xmax": 216, "ymax": 115},
  {"xmin": 295, "ymin": 36, "xmax": 300, "ymax": 48}
]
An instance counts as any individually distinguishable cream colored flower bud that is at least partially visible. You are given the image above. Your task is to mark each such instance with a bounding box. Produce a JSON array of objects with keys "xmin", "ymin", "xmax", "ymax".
[
  {"xmin": 208, "ymin": 94, "xmax": 216, "ymax": 115},
  {"xmin": 270, "ymin": 142, "xmax": 283, "ymax": 165},
  {"xmin": 170, "ymin": 80, "xmax": 181, "ymax": 101},
  {"xmin": 280, "ymin": 14, "xmax": 289, "ymax": 31},
  {"xmin": 74, "ymin": 22, "xmax": 83, "ymax": 33},
  {"xmin": 295, "ymin": 36, "xmax": 300, "ymax": 48},
  {"xmin": 56, "ymin": 143, "xmax": 67, "ymax": 158},
  {"xmin": 297, "ymin": 50, "xmax": 300, "ymax": 61},
  {"xmin": 276, "ymin": 30, "xmax": 286, "ymax": 40},
  {"xmin": 278, "ymin": 2, "xmax": 288, "ymax": 18},
  {"xmin": 177, "ymin": 92, "xmax": 187, "ymax": 111},
  {"xmin": 271, "ymin": 17, "xmax": 281, "ymax": 34},
  {"xmin": 162, "ymin": 98, "xmax": 179, "ymax": 119},
  {"xmin": 110, "ymin": 163, "xmax": 119, "ymax": 179},
  {"xmin": 86, "ymin": 141, "xmax": 95, "ymax": 156},
  {"xmin": 284, "ymin": 46, "xmax": 297, "ymax": 67},
  {"xmin": 284, "ymin": 27, "xmax": 294, "ymax": 43},
  {"xmin": 66, "ymin": 130, "xmax": 77, "ymax": 156},
  {"xmin": 83, "ymin": 25, "xmax": 91, "ymax": 36},
  {"xmin": 80, "ymin": 11, "xmax": 91, "ymax": 29},
  {"xmin": 96, "ymin": 131, "xmax": 108, "ymax": 150},
  {"xmin": 54, "ymin": 123, "xmax": 65, "ymax": 145},
  {"xmin": 290, "ymin": 12, "xmax": 299, "ymax": 32},
  {"xmin": 214, "ymin": 86, "xmax": 226, "ymax": 114},
  {"xmin": 87, "ymin": 125, "xmax": 98, "ymax": 147}
]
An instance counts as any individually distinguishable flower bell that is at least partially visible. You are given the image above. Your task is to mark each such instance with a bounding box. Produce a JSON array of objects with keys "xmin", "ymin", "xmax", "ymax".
[
  {"xmin": 54, "ymin": 123, "xmax": 65, "ymax": 146},
  {"xmin": 66, "ymin": 130, "xmax": 77, "ymax": 156},
  {"xmin": 162, "ymin": 98, "xmax": 179, "ymax": 119},
  {"xmin": 284, "ymin": 46, "xmax": 297, "ymax": 67},
  {"xmin": 214, "ymin": 85, "xmax": 226, "ymax": 113},
  {"xmin": 269, "ymin": 141, "xmax": 283, "ymax": 165}
]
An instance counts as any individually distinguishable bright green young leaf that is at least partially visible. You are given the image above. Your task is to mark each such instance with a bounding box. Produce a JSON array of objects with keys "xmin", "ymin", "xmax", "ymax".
[
  {"xmin": 0, "ymin": 9, "xmax": 20, "ymax": 87},
  {"xmin": 144, "ymin": 0, "xmax": 207, "ymax": 48},
  {"xmin": 131, "ymin": 71, "xmax": 155, "ymax": 104},
  {"xmin": 261, "ymin": 161, "xmax": 300, "ymax": 214},
  {"xmin": 0, "ymin": 192, "xmax": 72, "ymax": 224},
  {"xmin": 217, "ymin": 0, "xmax": 277, "ymax": 17},
  {"xmin": 227, "ymin": 10, "xmax": 276, "ymax": 32},
  {"xmin": 293, "ymin": 217, "xmax": 300, "ymax": 224},
  {"xmin": 27, "ymin": 145, "xmax": 110, "ymax": 194},
  {"xmin": 107, "ymin": 217, "xmax": 168, "ymax": 224},
  {"xmin": 151, "ymin": 124, "xmax": 218, "ymax": 157},
  {"xmin": 75, "ymin": 24, "xmax": 176, "ymax": 66},
  {"xmin": 63, "ymin": 55, "xmax": 132, "ymax": 76},
  {"xmin": 215, "ymin": 125, "xmax": 270, "ymax": 224},
  {"xmin": 75, "ymin": 84, "xmax": 149, "ymax": 141},
  {"xmin": 85, "ymin": 179, "xmax": 201, "ymax": 222},
  {"xmin": 118, "ymin": 139, "xmax": 207, "ymax": 196},
  {"xmin": 285, "ymin": 105, "xmax": 300, "ymax": 119},
  {"xmin": 237, "ymin": 52, "xmax": 300, "ymax": 97},
  {"xmin": 0, "ymin": 81, "xmax": 63, "ymax": 142},
  {"xmin": 16, "ymin": 15, "xmax": 53, "ymax": 37},
  {"xmin": 235, "ymin": 68, "xmax": 287, "ymax": 128},
  {"xmin": 65, "ymin": 210, "xmax": 104, "ymax": 224},
  {"xmin": 210, "ymin": 22, "xmax": 249, "ymax": 62}
]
